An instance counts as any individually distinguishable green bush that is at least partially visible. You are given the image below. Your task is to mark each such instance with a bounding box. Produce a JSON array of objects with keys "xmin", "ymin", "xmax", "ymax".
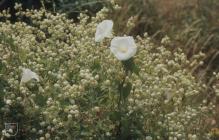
[{"xmin": 0, "ymin": 3, "xmax": 217, "ymax": 140}]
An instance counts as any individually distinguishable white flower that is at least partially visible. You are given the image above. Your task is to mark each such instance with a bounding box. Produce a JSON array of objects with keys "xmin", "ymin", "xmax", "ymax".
[
  {"xmin": 110, "ymin": 36, "xmax": 137, "ymax": 61},
  {"xmin": 20, "ymin": 68, "xmax": 39, "ymax": 83},
  {"xmin": 95, "ymin": 20, "xmax": 113, "ymax": 42},
  {"xmin": 145, "ymin": 136, "xmax": 153, "ymax": 140},
  {"xmin": 5, "ymin": 99, "xmax": 12, "ymax": 105}
]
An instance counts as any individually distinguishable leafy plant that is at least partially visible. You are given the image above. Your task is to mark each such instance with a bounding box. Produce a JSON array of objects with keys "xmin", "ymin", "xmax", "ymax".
[{"xmin": 0, "ymin": 3, "xmax": 218, "ymax": 140}]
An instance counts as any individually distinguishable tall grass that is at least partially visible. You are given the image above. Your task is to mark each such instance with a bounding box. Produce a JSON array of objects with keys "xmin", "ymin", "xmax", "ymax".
[{"xmin": 112, "ymin": 0, "xmax": 219, "ymax": 82}]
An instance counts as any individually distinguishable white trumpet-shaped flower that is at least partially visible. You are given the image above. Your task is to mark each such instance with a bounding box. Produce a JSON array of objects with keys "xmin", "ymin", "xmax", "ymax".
[
  {"xmin": 20, "ymin": 68, "xmax": 39, "ymax": 83},
  {"xmin": 110, "ymin": 36, "xmax": 137, "ymax": 61},
  {"xmin": 95, "ymin": 20, "xmax": 113, "ymax": 42}
]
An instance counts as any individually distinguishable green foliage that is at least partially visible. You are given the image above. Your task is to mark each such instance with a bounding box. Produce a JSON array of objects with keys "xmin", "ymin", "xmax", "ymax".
[{"xmin": 0, "ymin": 4, "xmax": 218, "ymax": 140}]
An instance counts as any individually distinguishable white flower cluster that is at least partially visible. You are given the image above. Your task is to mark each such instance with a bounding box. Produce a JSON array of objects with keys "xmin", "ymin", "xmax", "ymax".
[{"xmin": 0, "ymin": 4, "xmax": 217, "ymax": 140}]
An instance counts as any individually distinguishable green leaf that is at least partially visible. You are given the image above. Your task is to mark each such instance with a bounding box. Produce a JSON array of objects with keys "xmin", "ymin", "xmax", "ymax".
[
  {"xmin": 0, "ymin": 78, "xmax": 7, "ymax": 108},
  {"xmin": 121, "ymin": 117, "xmax": 131, "ymax": 139},
  {"xmin": 60, "ymin": 98, "xmax": 71, "ymax": 107},
  {"xmin": 122, "ymin": 58, "xmax": 140, "ymax": 75},
  {"xmin": 0, "ymin": 60, "xmax": 6, "ymax": 73},
  {"xmin": 35, "ymin": 94, "xmax": 47, "ymax": 106},
  {"xmin": 121, "ymin": 82, "xmax": 132, "ymax": 99},
  {"xmin": 0, "ymin": 78, "xmax": 8, "ymax": 94},
  {"xmin": 109, "ymin": 111, "xmax": 121, "ymax": 121},
  {"xmin": 91, "ymin": 60, "xmax": 101, "ymax": 72}
]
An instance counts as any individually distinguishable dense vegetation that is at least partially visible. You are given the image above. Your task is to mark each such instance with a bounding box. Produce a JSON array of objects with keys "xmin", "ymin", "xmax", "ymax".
[{"xmin": 0, "ymin": 0, "xmax": 219, "ymax": 139}]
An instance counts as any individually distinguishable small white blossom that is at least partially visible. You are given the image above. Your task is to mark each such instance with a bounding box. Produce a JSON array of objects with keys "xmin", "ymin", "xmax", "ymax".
[
  {"xmin": 5, "ymin": 99, "xmax": 12, "ymax": 105},
  {"xmin": 20, "ymin": 68, "xmax": 39, "ymax": 83},
  {"xmin": 110, "ymin": 36, "xmax": 137, "ymax": 60},
  {"xmin": 146, "ymin": 136, "xmax": 153, "ymax": 140},
  {"xmin": 95, "ymin": 20, "xmax": 113, "ymax": 42}
]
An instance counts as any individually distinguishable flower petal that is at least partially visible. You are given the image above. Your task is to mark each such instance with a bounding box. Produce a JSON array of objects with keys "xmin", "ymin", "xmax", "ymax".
[
  {"xmin": 110, "ymin": 36, "xmax": 137, "ymax": 61},
  {"xmin": 21, "ymin": 68, "xmax": 39, "ymax": 83},
  {"xmin": 95, "ymin": 20, "xmax": 113, "ymax": 42}
]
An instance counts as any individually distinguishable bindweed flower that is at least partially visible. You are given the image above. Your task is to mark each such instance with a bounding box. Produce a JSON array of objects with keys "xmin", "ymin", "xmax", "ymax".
[
  {"xmin": 95, "ymin": 20, "xmax": 113, "ymax": 42},
  {"xmin": 110, "ymin": 36, "xmax": 137, "ymax": 61},
  {"xmin": 20, "ymin": 68, "xmax": 39, "ymax": 83}
]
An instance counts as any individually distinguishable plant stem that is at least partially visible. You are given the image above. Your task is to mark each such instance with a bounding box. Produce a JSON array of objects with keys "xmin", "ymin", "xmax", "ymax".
[{"xmin": 117, "ymin": 64, "xmax": 128, "ymax": 138}]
